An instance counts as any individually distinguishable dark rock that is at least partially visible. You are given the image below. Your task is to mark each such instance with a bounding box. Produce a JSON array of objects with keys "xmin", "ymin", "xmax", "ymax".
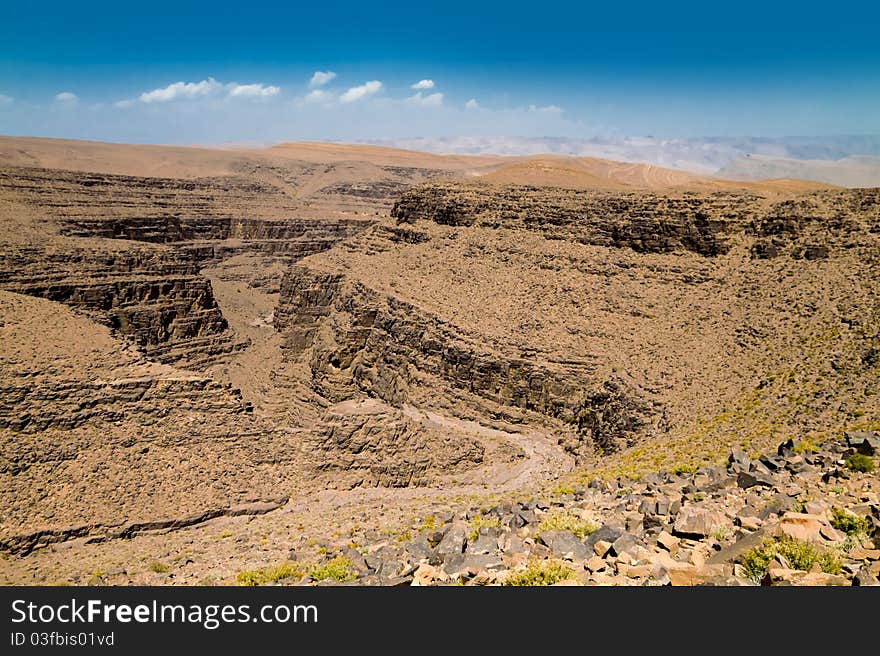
[
  {"xmin": 538, "ymin": 530, "xmax": 592, "ymax": 560},
  {"xmin": 737, "ymin": 471, "xmax": 776, "ymax": 490},
  {"xmin": 442, "ymin": 553, "xmax": 503, "ymax": 577},
  {"xmin": 728, "ymin": 449, "xmax": 751, "ymax": 473},
  {"xmin": 845, "ymin": 431, "xmax": 879, "ymax": 456},
  {"xmin": 821, "ymin": 468, "xmax": 848, "ymax": 483},
  {"xmin": 611, "ymin": 532, "xmax": 642, "ymax": 557},
  {"xmin": 404, "ymin": 536, "xmax": 434, "ymax": 561},
  {"xmin": 758, "ymin": 493, "xmax": 793, "ymax": 519},
  {"xmin": 853, "ymin": 565, "xmax": 880, "ymax": 587},
  {"xmin": 427, "ymin": 528, "xmax": 446, "ymax": 547},
  {"xmin": 707, "ymin": 527, "xmax": 772, "ymax": 565},
  {"xmin": 341, "ymin": 547, "xmax": 370, "ymax": 575},
  {"xmin": 777, "ymin": 438, "xmax": 795, "ymax": 457},
  {"xmin": 699, "ymin": 475, "xmax": 737, "ymax": 494},
  {"xmin": 434, "ymin": 521, "xmax": 468, "ymax": 559},
  {"xmin": 466, "ymin": 529, "xmax": 499, "ymax": 555},
  {"xmin": 584, "ymin": 525, "xmax": 625, "ymax": 551},
  {"xmin": 750, "ymin": 461, "xmax": 772, "ymax": 476},
  {"xmin": 643, "ymin": 513, "xmax": 666, "ymax": 531},
  {"xmin": 759, "ymin": 455, "xmax": 785, "ymax": 471}
]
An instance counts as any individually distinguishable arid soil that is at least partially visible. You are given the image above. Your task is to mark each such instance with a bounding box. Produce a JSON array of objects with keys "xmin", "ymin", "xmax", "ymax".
[{"xmin": 0, "ymin": 136, "xmax": 877, "ymax": 585}]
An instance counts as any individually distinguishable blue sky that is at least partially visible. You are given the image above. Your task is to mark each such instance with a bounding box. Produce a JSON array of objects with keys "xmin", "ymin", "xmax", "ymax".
[{"xmin": 1, "ymin": 0, "xmax": 878, "ymax": 143}]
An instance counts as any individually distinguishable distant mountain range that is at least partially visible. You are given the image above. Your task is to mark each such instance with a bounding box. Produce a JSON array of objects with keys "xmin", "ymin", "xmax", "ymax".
[{"xmin": 357, "ymin": 136, "xmax": 880, "ymax": 187}]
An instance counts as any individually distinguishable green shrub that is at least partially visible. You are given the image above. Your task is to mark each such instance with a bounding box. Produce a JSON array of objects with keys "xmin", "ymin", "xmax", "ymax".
[
  {"xmin": 236, "ymin": 562, "xmax": 305, "ymax": 586},
  {"xmin": 308, "ymin": 556, "xmax": 356, "ymax": 583},
  {"xmin": 829, "ymin": 507, "xmax": 870, "ymax": 536},
  {"xmin": 844, "ymin": 453, "xmax": 875, "ymax": 473},
  {"xmin": 537, "ymin": 512, "xmax": 596, "ymax": 539},
  {"xmin": 792, "ymin": 439, "xmax": 818, "ymax": 454},
  {"xmin": 503, "ymin": 560, "xmax": 574, "ymax": 586},
  {"xmin": 148, "ymin": 561, "xmax": 170, "ymax": 574},
  {"xmin": 739, "ymin": 536, "xmax": 842, "ymax": 582}
]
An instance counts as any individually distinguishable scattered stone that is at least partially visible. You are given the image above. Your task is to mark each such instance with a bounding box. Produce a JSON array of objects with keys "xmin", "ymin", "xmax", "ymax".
[
  {"xmin": 410, "ymin": 564, "xmax": 448, "ymax": 586},
  {"xmin": 768, "ymin": 569, "xmax": 849, "ymax": 586},
  {"xmin": 853, "ymin": 565, "xmax": 880, "ymax": 586},
  {"xmin": 845, "ymin": 431, "xmax": 879, "ymax": 456},
  {"xmin": 593, "ymin": 540, "xmax": 613, "ymax": 558},
  {"xmin": 657, "ymin": 531, "xmax": 680, "ymax": 553}
]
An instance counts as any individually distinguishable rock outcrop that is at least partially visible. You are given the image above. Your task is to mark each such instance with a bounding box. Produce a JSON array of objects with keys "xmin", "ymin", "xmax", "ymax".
[{"xmin": 302, "ymin": 398, "xmax": 485, "ymax": 488}]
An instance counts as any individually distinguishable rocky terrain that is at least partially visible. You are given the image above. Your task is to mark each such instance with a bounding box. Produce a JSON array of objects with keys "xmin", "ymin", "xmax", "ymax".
[
  {"xmin": 231, "ymin": 433, "xmax": 880, "ymax": 586},
  {"xmin": 0, "ymin": 136, "xmax": 877, "ymax": 586}
]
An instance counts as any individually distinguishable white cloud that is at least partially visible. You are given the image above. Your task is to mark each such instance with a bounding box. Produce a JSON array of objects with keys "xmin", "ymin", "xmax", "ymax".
[
  {"xmin": 407, "ymin": 91, "xmax": 444, "ymax": 106},
  {"xmin": 227, "ymin": 83, "xmax": 280, "ymax": 98},
  {"xmin": 310, "ymin": 71, "xmax": 337, "ymax": 87},
  {"xmin": 339, "ymin": 80, "xmax": 382, "ymax": 103},
  {"xmin": 411, "ymin": 79, "xmax": 434, "ymax": 90},
  {"xmin": 139, "ymin": 78, "xmax": 222, "ymax": 103},
  {"xmin": 116, "ymin": 78, "xmax": 281, "ymax": 107},
  {"xmin": 465, "ymin": 98, "xmax": 479, "ymax": 110},
  {"xmin": 528, "ymin": 104, "xmax": 564, "ymax": 114},
  {"xmin": 55, "ymin": 91, "xmax": 78, "ymax": 103},
  {"xmin": 0, "ymin": 94, "xmax": 13, "ymax": 106},
  {"xmin": 304, "ymin": 89, "xmax": 334, "ymax": 104}
]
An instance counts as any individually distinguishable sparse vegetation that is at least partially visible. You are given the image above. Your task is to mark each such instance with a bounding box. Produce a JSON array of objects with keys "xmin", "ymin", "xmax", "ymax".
[
  {"xmin": 551, "ymin": 483, "xmax": 576, "ymax": 495},
  {"xmin": 236, "ymin": 562, "xmax": 305, "ymax": 586},
  {"xmin": 792, "ymin": 439, "xmax": 818, "ymax": 454},
  {"xmin": 148, "ymin": 561, "xmax": 170, "ymax": 574},
  {"xmin": 829, "ymin": 507, "xmax": 870, "ymax": 536},
  {"xmin": 536, "ymin": 512, "xmax": 595, "ymax": 539},
  {"xmin": 419, "ymin": 515, "xmax": 440, "ymax": 532},
  {"xmin": 844, "ymin": 453, "xmax": 875, "ymax": 472},
  {"xmin": 468, "ymin": 514, "xmax": 502, "ymax": 541},
  {"xmin": 308, "ymin": 556, "xmax": 356, "ymax": 583},
  {"xmin": 502, "ymin": 559, "xmax": 574, "ymax": 586},
  {"xmin": 712, "ymin": 526, "xmax": 730, "ymax": 541},
  {"xmin": 739, "ymin": 536, "xmax": 842, "ymax": 582}
]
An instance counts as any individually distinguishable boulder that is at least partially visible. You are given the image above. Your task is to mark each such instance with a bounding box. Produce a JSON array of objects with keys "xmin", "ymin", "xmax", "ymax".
[
  {"xmin": 778, "ymin": 513, "xmax": 826, "ymax": 543},
  {"xmin": 768, "ymin": 569, "xmax": 849, "ymax": 586},
  {"xmin": 538, "ymin": 530, "xmax": 591, "ymax": 561},
  {"xmin": 410, "ymin": 564, "xmax": 448, "ymax": 586},
  {"xmin": 435, "ymin": 521, "xmax": 468, "ymax": 559},
  {"xmin": 845, "ymin": 431, "xmax": 879, "ymax": 456},
  {"xmin": 673, "ymin": 506, "xmax": 727, "ymax": 539},
  {"xmin": 737, "ymin": 471, "xmax": 776, "ymax": 489}
]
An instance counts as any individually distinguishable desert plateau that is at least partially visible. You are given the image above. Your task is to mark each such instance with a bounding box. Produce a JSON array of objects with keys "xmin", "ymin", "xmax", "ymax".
[{"xmin": 0, "ymin": 134, "xmax": 875, "ymax": 588}]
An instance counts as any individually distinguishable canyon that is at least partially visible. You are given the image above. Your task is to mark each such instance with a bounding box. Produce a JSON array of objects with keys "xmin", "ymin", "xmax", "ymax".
[{"xmin": 0, "ymin": 136, "xmax": 877, "ymax": 585}]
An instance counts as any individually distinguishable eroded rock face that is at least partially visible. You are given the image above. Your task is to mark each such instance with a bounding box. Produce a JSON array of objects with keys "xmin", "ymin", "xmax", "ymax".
[
  {"xmin": 0, "ymin": 292, "xmax": 299, "ymax": 553},
  {"xmin": 0, "ymin": 166, "xmax": 375, "ymax": 369},
  {"xmin": 277, "ymin": 264, "xmax": 658, "ymax": 455},
  {"xmin": 391, "ymin": 182, "xmax": 764, "ymax": 255},
  {"xmin": 303, "ymin": 399, "xmax": 484, "ymax": 488},
  {"xmin": 277, "ymin": 182, "xmax": 880, "ymax": 469}
]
